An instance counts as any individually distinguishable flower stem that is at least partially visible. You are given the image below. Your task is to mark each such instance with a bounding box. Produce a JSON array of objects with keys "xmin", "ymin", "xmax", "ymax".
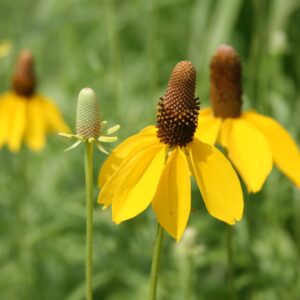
[
  {"xmin": 227, "ymin": 226, "xmax": 236, "ymax": 300},
  {"xmin": 84, "ymin": 142, "xmax": 94, "ymax": 300},
  {"xmin": 15, "ymin": 148, "xmax": 35, "ymax": 299},
  {"xmin": 149, "ymin": 223, "xmax": 165, "ymax": 300}
]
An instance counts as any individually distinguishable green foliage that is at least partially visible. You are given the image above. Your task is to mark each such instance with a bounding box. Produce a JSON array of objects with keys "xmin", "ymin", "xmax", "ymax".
[{"xmin": 1, "ymin": 0, "xmax": 300, "ymax": 299}]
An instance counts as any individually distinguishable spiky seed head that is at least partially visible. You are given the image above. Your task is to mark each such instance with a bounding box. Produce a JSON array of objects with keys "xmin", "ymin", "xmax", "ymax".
[
  {"xmin": 156, "ymin": 60, "xmax": 199, "ymax": 147},
  {"xmin": 76, "ymin": 88, "xmax": 101, "ymax": 139},
  {"xmin": 12, "ymin": 49, "xmax": 36, "ymax": 97},
  {"xmin": 210, "ymin": 44, "xmax": 242, "ymax": 118}
]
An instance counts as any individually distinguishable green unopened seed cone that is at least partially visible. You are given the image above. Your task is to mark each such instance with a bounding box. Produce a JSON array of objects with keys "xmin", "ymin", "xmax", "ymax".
[{"xmin": 76, "ymin": 88, "xmax": 101, "ymax": 139}]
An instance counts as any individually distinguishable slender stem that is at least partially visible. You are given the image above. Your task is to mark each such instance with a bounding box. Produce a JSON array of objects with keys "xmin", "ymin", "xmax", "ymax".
[
  {"xmin": 15, "ymin": 148, "xmax": 33, "ymax": 299},
  {"xmin": 227, "ymin": 226, "xmax": 236, "ymax": 300},
  {"xmin": 84, "ymin": 142, "xmax": 94, "ymax": 300},
  {"xmin": 149, "ymin": 223, "xmax": 165, "ymax": 300}
]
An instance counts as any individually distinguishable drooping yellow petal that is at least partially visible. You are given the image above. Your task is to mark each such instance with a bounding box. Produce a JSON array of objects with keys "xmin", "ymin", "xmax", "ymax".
[
  {"xmin": 7, "ymin": 97, "xmax": 27, "ymax": 152},
  {"xmin": 218, "ymin": 118, "xmax": 233, "ymax": 148},
  {"xmin": 223, "ymin": 118, "xmax": 273, "ymax": 193},
  {"xmin": 98, "ymin": 129, "xmax": 159, "ymax": 187},
  {"xmin": 39, "ymin": 95, "xmax": 70, "ymax": 133},
  {"xmin": 110, "ymin": 145, "xmax": 166, "ymax": 223},
  {"xmin": 188, "ymin": 138, "xmax": 243, "ymax": 224},
  {"xmin": 139, "ymin": 125, "xmax": 157, "ymax": 134},
  {"xmin": 0, "ymin": 97, "xmax": 12, "ymax": 147},
  {"xmin": 244, "ymin": 111, "xmax": 300, "ymax": 187},
  {"xmin": 195, "ymin": 110, "xmax": 222, "ymax": 145},
  {"xmin": 152, "ymin": 148, "xmax": 191, "ymax": 241},
  {"xmin": 199, "ymin": 107, "xmax": 213, "ymax": 116},
  {"xmin": 98, "ymin": 141, "xmax": 164, "ymax": 206},
  {"xmin": 25, "ymin": 98, "xmax": 46, "ymax": 151}
]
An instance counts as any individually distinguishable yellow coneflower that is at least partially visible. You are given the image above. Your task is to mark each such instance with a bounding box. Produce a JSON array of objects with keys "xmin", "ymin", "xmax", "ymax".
[
  {"xmin": 0, "ymin": 50, "xmax": 69, "ymax": 152},
  {"xmin": 195, "ymin": 45, "xmax": 300, "ymax": 193},
  {"xmin": 98, "ymin": 60, "xmax": 244, "ymax": 241}
]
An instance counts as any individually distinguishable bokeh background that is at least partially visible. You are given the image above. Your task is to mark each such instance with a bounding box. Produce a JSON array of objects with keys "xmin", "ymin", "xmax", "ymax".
[{"xmin": 1, "ymin": 0, "xmax": 300, "ymax": 299}]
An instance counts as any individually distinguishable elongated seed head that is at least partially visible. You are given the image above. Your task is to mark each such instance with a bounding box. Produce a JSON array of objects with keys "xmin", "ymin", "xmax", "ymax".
[
  {"xmin": 210, "ymin": 45, "xmax": 242, "ymax": 118},
  {"xmin": 12, "ymin": 50, "xmax": 36, "ymax": 97},
  {"xmin": 156, "ymin": 60, "xmax": 199, "ymax": 147},
  {"xmin": 76, "ymin": 88, "xmax": 101, "ymax": 139}
]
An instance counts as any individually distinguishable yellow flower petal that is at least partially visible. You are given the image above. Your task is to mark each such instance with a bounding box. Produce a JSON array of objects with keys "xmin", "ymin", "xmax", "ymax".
[
  {"xmin": 188, "ymin": 138, "xmax": 243, "ymax": 224},
  {"xmin": 139, "ymin": 125, "xmax": 157, "ymax": 134},
  {"xmin": 218, "ymin": 118, "xmax": 232, "ymax": 148},
  {"xmin": 195, "ymin": 110, "xmax": 222, "ymax": 145},
  {"xmin": 199, "ymin": 107, "xmax": 213, "ymax": 116},
  {"xmin": 244, "ymin": 111, "xmax": 300, "ymax": 187},
  {"xmin": 223, "ymin": 118, "xmax": 273, "ymax": 192},
  {"xmin": 25, "ymin": 98, "xmax": 46, "ymax": 151},
  {"xmin": 111, "ymin": 145, "xmax": 166, "ymax": 223},
  {"xmin": 40, "ymin": 95, "xmax": 70, "ymax": 133},
  {"xmin": 7, "ymin": 97, "xmax": 26, "ymax": 152},
  {"xmin": 0, "ymin": 97, "xmax": 12, "ymax": 147},
  {"xmin": 98, "ymin": 129, "xmax": 159, "ymax": 188},
  {"xmin": 152, "ymin": 148, "xmax": 191, "ymax": 241}
]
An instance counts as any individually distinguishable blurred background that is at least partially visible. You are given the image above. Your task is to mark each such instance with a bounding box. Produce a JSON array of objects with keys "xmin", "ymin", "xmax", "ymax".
[{"xmin": 1, "ymin": 0, "xmax": 300, "ymax": 299}]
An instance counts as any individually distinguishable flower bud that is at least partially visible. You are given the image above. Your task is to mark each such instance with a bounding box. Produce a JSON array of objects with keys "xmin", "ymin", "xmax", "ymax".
[{"xmin": 76, "ymin": 88, "xmax": 101, "ymax": 139}]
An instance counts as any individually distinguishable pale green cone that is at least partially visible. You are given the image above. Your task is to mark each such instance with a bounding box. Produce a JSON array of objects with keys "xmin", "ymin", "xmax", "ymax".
[{"xmin": 76, "ymin": 88, "xmax": 101, "ymax": 139}]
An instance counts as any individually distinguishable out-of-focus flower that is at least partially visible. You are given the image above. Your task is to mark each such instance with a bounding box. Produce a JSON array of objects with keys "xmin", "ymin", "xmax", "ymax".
[
  {"xmin": 0, "ymin": 50, "xmax": 69, "ymax": 152},
  {"xmin": 98, "ymin": 61, "xmax": 243, "ymax": 241},
  {"xmin": 195, "ymin": 45, "xmax": 300, "ymax": 192}
]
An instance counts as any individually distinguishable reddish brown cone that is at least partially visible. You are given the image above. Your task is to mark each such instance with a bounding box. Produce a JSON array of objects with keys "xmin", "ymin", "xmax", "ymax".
[
  {"xmin": 12, "ymin": 50, "xmax": 36, "ymax": 97},
  {"xmin": 156, "ymin": 60, "xmax": 199, "ymax": 147},
  {"xmin": 210, "ymin": 45, "xmax": 242, "ymax": 118}
]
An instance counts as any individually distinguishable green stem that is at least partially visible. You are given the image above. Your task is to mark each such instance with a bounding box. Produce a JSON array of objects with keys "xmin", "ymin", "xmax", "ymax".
[
  {"xmin": 227, "ymin": 226, "xmax": 236, "ymax": 300},
  {"xmin": 84, "ymin": 142, "xmax": 94, "ymax": 300},
  {"xmin": 149, "ymin": 223, "xmax": 165, "ymax": 300},
  {"xmin": 15, "ymin": 148, "xmax": 33, "ymax": 299}
]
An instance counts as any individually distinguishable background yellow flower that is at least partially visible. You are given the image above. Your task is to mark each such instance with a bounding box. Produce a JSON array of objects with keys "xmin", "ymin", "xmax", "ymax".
[
  {"xmin": 0, "ymin": 50, "xmax": 69, "ymax": 152},
  {"xmin": 196, "ymin": 45, "xmax": 300, "ymax": 192}
]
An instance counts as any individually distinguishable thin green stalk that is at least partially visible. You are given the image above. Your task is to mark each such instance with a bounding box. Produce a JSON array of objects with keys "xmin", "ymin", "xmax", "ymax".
[
  {"xmin": 84, "ymin": 142, "xmax": 94, "ymax": 300},
  {"xmin": 183, "ymin": 255, "xmax": 194, "ymax": 300},
  {"xmin": 227, "ymin": 226, "xmax": 236, "ymax": 300},
  {"xmin": 15, "ymin": 148, "xmax": 33, "ymax": 299},
  {"xmin": 149, "ymin": 223, "xmax": 165, "ymax": 300}
]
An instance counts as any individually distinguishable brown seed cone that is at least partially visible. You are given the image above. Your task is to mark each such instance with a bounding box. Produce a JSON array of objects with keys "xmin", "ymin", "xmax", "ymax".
[
  {"xmin": 12, "ymin": 50, "xmax": 36, "ymax": 97},
  {"xmin": 156, "ymin": 60, "xmax": 199, "ymax": 147},
  {"xmin": 210, "ymin": 45, "xmax": 242, "ymax": 118}
]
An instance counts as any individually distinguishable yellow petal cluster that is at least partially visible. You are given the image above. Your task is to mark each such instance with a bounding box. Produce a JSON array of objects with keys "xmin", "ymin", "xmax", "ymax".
[
  {"xmin": 98, "ymin": 126, "xmax": 244, "ymax": 241},
  {"xmin": 0, "ymin": 92, "xmax": 69, "ymax": 152},
  {"xmin": 196, "ymin": 108, "xmax": 300, "ymax": 192}
]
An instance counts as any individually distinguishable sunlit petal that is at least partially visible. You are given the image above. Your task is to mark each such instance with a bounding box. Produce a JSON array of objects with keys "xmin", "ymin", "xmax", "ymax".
[
  {"xmin": 98, "ymin": 130, "xmax": 160, "ymax": 187},
  {"xmin": 8, "ymin": 98, "xmax": 26, "ymax": 152},
  {"xmin": 195, "ymin": 112, "xmax": 222, "ymax": 145},
  {"xmin": 25, "ymin": 98, "xmax": 46, "ymax": 151},
  {"xmin": 139, "ymin": 125, "xmax": 157, "ymax": 134},
  {"xmin": 244, "ymin": 111, "xmax": 300, "ymax": 187},
  {"xmin": 0, "ymin": 97, "xmax": 12, "ymax": 147},
  {"xmin": 218, "ymin": 118, "xmax": 233, "ymax": 148},
  {"xmin": 188, "ymin": 138, "xmax": 243, "ymax": 224},
  {"xmin": 41, "ymin": 96, "xmax": 70, "ymax": 133},
  {"xmin": 152, "ymin": 148, "xmax": 191, "ymax": 241},
  {"xmin": 111, "ymin": 145, "xmax": 166, "ymax": 223},
  {"xmin": 224, "ymin": 118, "xmax": 273, "ymax": 192},
  {"xmin": 199, "ymin": 107, "xmax": 213, "ymax": 116}
]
